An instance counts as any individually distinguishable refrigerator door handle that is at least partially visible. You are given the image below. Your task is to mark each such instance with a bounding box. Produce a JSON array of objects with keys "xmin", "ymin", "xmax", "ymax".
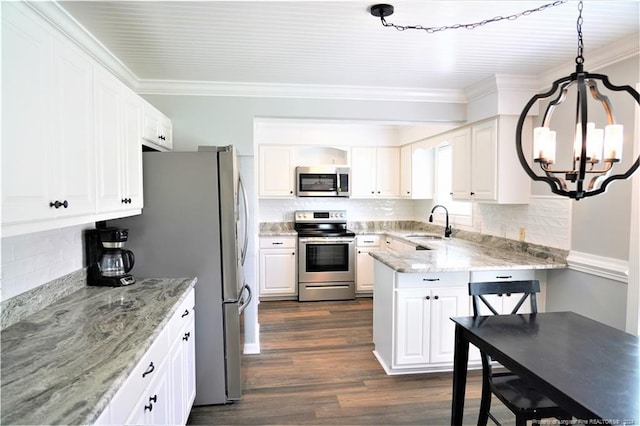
[
  {"xmin": 238, "ymin": 283, "xmax": 252, "ymax": 315},
  {"xmin": 238, "ymin": 175, "xmax": 249, "ymax": 266}
]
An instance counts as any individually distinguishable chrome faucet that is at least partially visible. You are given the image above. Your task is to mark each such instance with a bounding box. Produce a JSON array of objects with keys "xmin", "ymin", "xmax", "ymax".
[{"xmin": 429, "ymin": 204, "xmax": 452, "ymax": 238}]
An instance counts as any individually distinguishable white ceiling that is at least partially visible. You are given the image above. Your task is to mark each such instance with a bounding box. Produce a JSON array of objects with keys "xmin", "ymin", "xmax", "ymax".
[{"xmin": 57, "ymin": 1, "xmax": 639, "ymax": 93}]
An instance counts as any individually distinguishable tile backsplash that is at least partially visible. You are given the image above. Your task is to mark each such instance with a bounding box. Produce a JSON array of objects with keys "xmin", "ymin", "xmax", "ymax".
[
  {"xmin": 1, "ymin": 223, "xmax": 91, "ymax": 302},
  {"xmin": 1, "ymin": 196, "xmax": 570, "ymax": 303},
  {"xmin": 259, "ymin": 195, "xmax": 571, "ymax": 250}
]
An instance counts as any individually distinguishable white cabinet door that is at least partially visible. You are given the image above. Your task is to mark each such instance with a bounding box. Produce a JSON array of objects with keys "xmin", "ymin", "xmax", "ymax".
[
  {"xmin": 142, "ymin": 102, "xmax": 172, "ymax": 149},
  {"xmin": 121, "ymin": 88, "xmax": 144, "ymax": 209},
  {"xmin": 470, "ymin": 119, "xmax": 498, "ymax": 200},
  {"xmin": 2, "ymin": 5, "xmax": 95, "ymax": 224},
  {"xmin": 400, "ymin": 145, "xmax": 412, "ymax": 197},
  {"xmin": 1, "ymin": 3, "xmax": 54, "ymax": 224},
  {"xmin": 356, "ymin": 236, "xmax": 381, "ymax": 293},
  {"xmin": 350, "ymin": 147, "xmax": 377, "ymax": 197},
  {"xmin": 395, "ymin": 289, "xmax": 431, "ymax": 366},
  {"xmin": 410, "ymin": 146, "xmax": 435, "ymax": 199},
  {"xmin": 158, "ymin": 114, "xmax": 173, "ymax": 150},
  {"xmin": 182, "ymin": 316, "xmax": 196, "ymax": 421},
  {"xmin": 258, "ymin": 145, "xmax": 295, "ymax": 197},
  {"xmin": 376, "ymin": 147, "xmax": 400, "ymax": 197},
  {"xmin": 352, "ymin": 147, "xmax": 400, "ymax": 198},
  {"xmin": 259, "ymin": 237, "xmax": 297, "ymax": 297},
  {"xmin": 169, "ymin": 337, "xmax": 185, "ymax": 425},
  {"xmin": 51, "ymin": 35, "xmax": 96, "ymax": 218},
  {"xmin": 94, "ymin": 67, "xmax": 124, "ymax": 213},
  {"xmin": 429, "ymin": 286, "xmax": 469, "ymax": 364},
  {"xmin": 125, "ymin": 358, "xmax": 171, "ymax": 426},
  {"xmin": 394, "ymin": 285, "xmax": 469, "ymax": 366},
  {"xmin": 450, "ymin": 128, "xmax": 472, "ymax": 200}
]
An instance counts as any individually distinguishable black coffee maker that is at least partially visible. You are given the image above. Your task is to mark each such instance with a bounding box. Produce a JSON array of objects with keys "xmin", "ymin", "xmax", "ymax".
[{"xmin": 86, "ymin": 227, "xmax": 136, "ymax": 286}]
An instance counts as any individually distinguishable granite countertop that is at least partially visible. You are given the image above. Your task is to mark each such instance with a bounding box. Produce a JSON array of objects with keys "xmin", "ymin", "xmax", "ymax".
[
  {"xmin": 1, "ymin": 277, "xmax": 196, "ymax": 425},
  {"xmin": 370, "ymin": 230, "xmax": 567, "ymax": 273}
]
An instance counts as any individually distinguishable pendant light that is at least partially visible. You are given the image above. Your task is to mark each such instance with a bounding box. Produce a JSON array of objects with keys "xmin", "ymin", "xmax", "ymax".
[{"xmin": 515, "ymin": 0, "xmax": 640, "ymax": 200}]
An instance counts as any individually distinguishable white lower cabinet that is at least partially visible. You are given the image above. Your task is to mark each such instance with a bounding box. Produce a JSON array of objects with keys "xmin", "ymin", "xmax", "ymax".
[
  {"xmin": 356, "ymin": 235, "xmax": 380, "ymax": 293},
  {"xmin": 373, "ymin": 264, "xmax": 473, "ymax": 374},
  {"xmin": 125, "ymin": 356, "xmax": 172, "ymax": 425},
  {"xmin": 395, "ymin": 286, "xmax": 469, "ymax": 366},
  {"xmin": 102, "ymin": 288, "xmax": 195, "ymax": 425},
  {"xmin": 259, "ymin": 236, "xmax": 297, "ymax": 298}
]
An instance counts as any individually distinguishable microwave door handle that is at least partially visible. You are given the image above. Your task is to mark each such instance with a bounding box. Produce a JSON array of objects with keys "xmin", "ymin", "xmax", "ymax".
[{"xmin": 238, "ymin": 175, "xmax": 249, "ymax": 266}]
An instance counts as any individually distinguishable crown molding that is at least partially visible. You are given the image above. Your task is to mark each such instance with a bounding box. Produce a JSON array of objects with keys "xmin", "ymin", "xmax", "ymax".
[
  {"xmin": 537, "ymin": 32, "xmax": 640, "ymax": 90},
  {"xmin": 135, "ymin": 79, "xmax": 467, "ymax": 103},
  {"xmin": 464, "ymin": 74, "xmax": 540, "ymax": 104},
  {"xmin": 26, "ymin": 1, "xmax": 139, "ymax": 89}
]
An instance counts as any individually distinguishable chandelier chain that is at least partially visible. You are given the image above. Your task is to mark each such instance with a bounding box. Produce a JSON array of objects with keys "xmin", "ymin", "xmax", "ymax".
[
  {"xmin": 576, "ymin": 0, "xmax": 584, "ymax": 64},
  {"xmin": 380, "ymin": 0, "xmax": 568, "ymax": 33}
]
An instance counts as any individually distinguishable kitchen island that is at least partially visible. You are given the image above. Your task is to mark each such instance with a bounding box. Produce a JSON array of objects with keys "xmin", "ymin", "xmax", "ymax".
[
  {"xmin": 1, "ymin": 277, "xmax": 196, "ymax": 425},
  {"xmin": 369, "ymin": 232, "xmax": 566, "ymax": 375}
]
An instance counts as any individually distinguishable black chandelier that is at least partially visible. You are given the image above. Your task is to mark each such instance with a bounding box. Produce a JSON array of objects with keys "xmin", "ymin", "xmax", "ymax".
[
  {"xmin": 515, "ymin": 0, "xmax": 639, "ymax": 200},
  {"xmin": 370, "ymin": 1, "xmax": 639, "ymax": 200}
]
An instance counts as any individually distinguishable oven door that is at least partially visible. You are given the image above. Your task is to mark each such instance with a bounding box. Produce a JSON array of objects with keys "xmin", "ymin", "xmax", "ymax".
[{"xmin": 298, "ymin": 237, "xmax": 355, "ymax": 283}]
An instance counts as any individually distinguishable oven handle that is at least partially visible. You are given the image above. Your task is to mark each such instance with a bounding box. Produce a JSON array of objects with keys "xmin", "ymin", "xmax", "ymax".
[{"xmin": 299, "ymin": 238, "xmax": 355, "ymax": 244}]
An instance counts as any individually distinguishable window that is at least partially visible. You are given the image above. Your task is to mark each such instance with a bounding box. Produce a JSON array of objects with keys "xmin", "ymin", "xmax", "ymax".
[{"xmin": 434, "ymin": 143, "xmax": 472, "ymax": 224}]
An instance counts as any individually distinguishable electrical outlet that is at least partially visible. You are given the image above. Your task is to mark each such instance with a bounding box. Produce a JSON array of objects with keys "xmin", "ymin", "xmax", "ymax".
[{"xmin": 519, "ymin": 227, "xmax": 526, "ymax": 242}]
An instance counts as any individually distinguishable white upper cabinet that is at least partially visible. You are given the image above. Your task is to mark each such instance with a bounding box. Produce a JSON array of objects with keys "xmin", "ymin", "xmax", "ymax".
[
  {"xmin": 94, "ymin": 67, "xmax": 124, "ymax": 213},
  {"xmin": 401, "ymin": 144, "xmax": 434, "ymax": 199},
  {"xmin": 351, "ymin": 147, "xmax": 400, "ymax": 198},
  {"xmin": 1, "ymin": 3, "xmax": 157, "ymax": 236},
  {"xmin": 142, "ymin": 101, "xmax": 173, "ymax": 151},
  {"xmin": 258, "ymin": 145, "xmax": 296, "ymax": 198},
  {"xmin": 121, "ymin": 88, "xmax": 144, "ymax": 210},
  {"xmin": 450, "ymin": 128, "xmax": 472, "ymax": 200},
  {"xmin": 95, "ymin": 70, "xmax": 144, "ymax": 213},
  {"xmin": 2, "ymin": 3, "xmax": 95, "ymax": 226},
  {"xmin": 451, "ymin": 117, "xmax": 531, "ymax": 204}
]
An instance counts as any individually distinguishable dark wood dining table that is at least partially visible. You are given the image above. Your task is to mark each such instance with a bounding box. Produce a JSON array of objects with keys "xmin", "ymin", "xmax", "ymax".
[{"xmin": 450, "ymin": 311, "xmax": 640, "ymax": 425}]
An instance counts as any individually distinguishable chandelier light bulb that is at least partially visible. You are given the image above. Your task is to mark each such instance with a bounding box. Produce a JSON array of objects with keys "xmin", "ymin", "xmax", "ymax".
[{"xmin": 604, "ymin": 124, "xmax": 623, "ymax": 161}]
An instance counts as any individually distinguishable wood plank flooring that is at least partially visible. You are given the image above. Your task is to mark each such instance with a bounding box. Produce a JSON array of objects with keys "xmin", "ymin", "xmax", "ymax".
[{"xmin": 187, "ymin": 297, "xmax": 512, "ymax": 425}]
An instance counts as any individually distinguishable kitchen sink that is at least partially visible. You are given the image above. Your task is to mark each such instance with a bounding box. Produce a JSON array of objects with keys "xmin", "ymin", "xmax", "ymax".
[{"xmin": 404, "ymin": 233, "xmax": 443, "ymax": 239}]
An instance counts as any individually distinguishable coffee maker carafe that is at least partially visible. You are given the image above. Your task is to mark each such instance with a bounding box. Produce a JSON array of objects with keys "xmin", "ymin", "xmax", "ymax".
[{"xmin": 87, "ymin": 227, "xmax": 136, "ymax": 286}]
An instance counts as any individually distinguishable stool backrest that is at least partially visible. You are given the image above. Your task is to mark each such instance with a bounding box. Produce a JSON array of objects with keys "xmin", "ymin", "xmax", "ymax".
[{"xmin": 469, "ymin": 280, "xmax": 540, "ymax": 316}]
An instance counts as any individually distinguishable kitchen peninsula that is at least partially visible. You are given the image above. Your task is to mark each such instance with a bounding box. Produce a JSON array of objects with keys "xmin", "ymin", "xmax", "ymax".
[{"xmin": 369, "ymin": 229, "xmax": 567, "ymax": 375}]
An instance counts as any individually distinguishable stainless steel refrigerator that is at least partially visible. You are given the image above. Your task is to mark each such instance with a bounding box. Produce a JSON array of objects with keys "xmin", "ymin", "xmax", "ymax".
[{"xmin": 110, "ymin": 145, "xmax": 251, "ymax": 405}]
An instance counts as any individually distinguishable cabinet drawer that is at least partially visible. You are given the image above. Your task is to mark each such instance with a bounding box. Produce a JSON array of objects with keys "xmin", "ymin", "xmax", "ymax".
[
  {"xmin": 168, "ymin": 288, "xmax": 195, "ymax": 343},
  {"xmin": 469, "ymin": 269, "xmax": 535, "ymax": 283},
  {"xmin": 109, "ymin": 326, "xmax": 169, "ymax": 423},
  {"xmin": 396, "ymin": 271, "xmax": 468, "ymax": 289},
  {"xmin": 357, "ymin": 235, "xmax": 381, "ymax": 247},
  {"xmin": 260, "ymin": 236, "xmax": 296, "ymax": 249}
]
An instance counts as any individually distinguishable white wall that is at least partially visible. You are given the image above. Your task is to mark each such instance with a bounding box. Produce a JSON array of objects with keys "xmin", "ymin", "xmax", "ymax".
[{"xmin": 543, "ymin": 55, "xmax": 640, "ymax": 330}]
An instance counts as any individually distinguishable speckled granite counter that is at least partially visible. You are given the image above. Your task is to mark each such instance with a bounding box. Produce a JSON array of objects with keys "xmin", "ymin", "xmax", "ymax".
[
  {"xmin": 259, "ymin": 220, "xmax": 567, "ymax": 272},
  {"xmin": 370, "ymin": 230, "xmax": 566, "ymax": 272},
  {"xmin": 1, "ymin": 277, "xmax": 196, "ymax": 425}
]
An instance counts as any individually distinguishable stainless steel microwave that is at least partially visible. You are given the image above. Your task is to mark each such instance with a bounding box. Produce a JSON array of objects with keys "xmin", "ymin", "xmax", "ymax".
[{"xmin": 296, "ymin": 166, "xmax": 350, "ymax": 197}]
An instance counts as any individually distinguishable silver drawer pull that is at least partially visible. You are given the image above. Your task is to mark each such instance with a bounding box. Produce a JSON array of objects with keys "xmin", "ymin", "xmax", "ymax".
[{"xmin": 422, "ymin": 278, "xmax": 440, "ymax": 282}]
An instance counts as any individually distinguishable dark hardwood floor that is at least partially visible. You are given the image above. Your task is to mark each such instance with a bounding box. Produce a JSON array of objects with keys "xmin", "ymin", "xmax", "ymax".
[{"xmin": 187, "ymin": 297, "xmax": 512, "ymax": 425}]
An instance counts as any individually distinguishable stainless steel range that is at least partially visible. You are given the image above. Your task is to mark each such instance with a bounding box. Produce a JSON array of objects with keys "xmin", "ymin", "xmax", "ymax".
[{"xmin": 294, "ymin": 210, "xmax": 356, "ymax": 301}]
